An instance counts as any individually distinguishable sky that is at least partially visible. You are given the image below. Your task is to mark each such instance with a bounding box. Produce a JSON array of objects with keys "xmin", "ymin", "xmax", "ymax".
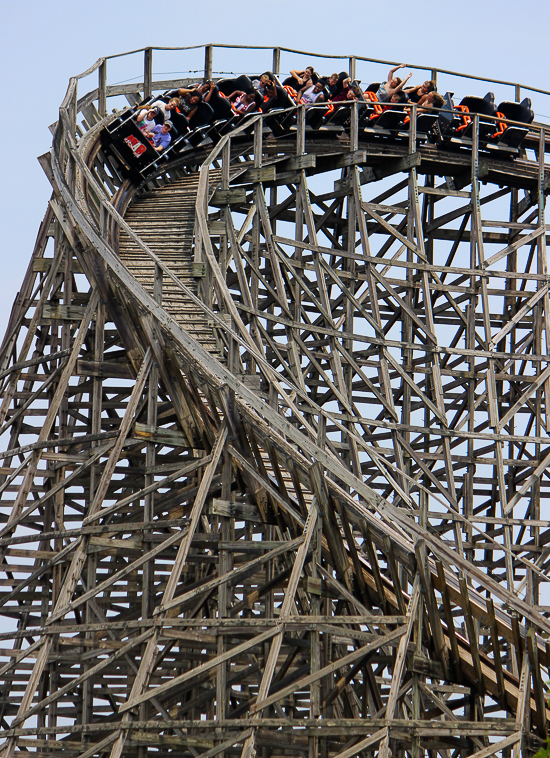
[{"xmin": 1, "ymin": 0, "xmax": 549, "ymax": 337}]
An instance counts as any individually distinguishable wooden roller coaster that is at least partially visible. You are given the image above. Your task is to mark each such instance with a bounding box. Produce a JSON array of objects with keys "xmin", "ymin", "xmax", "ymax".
[{"xmin": 1, "ymin": 44, "xmax": 550, "ymax": 757}]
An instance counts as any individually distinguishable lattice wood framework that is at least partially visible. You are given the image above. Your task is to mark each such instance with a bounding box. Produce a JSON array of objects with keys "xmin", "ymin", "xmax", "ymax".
[{"xmin": 1, "ymin": 47, "xmax": 550, "ymax": 758}]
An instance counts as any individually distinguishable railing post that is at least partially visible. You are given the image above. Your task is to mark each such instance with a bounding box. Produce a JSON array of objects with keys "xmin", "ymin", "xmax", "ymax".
[
  {"xmin": 431, "ymin": 68, "xmax": 438, "ymax": 89},
  {"xmin": 272, "ymin": 47, "xmax": 280, "ymax": 76},
  {"xmin": 204, "ymin": 45, "xmax": 213, "ymax": 80},
  {"xmin": 297, "ymin": 106, "xmax": 306, "ymax": 155},
  {"xmin": 408, "ymin": 103, "xmax": 417, "ymax": 158},
  {"xmin": 144, "ymin": 48, "xmax": 153, "ymax": 99},
  {"xmin": 349, "ymin": 57, "xmax": 356, "ymax": 81},
  {"xmin": 98, "ymin": 59, "xmax": 107, "ymax": 118},
  {"xmin": 69, "ymin": 84, "xmax": 78, "ymax": 142},
  {"xmin": 515, "ymin": 84, "xmax": 521, "ymax": 103},
  {"xmin": 350, "ymin": 100, "xmax": 358, "ymax": 152}
]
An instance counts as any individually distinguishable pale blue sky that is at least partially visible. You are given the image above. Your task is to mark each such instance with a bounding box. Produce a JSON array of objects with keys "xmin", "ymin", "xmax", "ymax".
[{"xmin": 1, "ymin": 0, "xmax": 549, "ymax": 334}]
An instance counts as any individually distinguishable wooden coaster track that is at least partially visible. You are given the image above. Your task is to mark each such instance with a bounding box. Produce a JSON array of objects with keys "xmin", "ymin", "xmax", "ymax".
[{"xmin": 1, "ymin": 45, "xmax": 550, "ymax": 757}]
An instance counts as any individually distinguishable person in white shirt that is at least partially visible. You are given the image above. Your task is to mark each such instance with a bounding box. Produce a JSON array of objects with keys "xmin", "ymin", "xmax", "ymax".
[
  {"xmin": 135, "ymin": 106, "xmax": 160, "ymax": 132},
  {"xmin": 151, "ymin": 98, "xmax": 181, "ymax": 119},
  {"xmin": 297, "ymin": 81, "xmax": 325, "ymax": 107}
]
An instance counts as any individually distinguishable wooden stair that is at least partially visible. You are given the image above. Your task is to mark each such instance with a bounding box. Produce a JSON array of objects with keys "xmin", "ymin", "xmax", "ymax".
[{"xmin": 117, "ymin": 173, "xmax": 222, "ymax": 357}]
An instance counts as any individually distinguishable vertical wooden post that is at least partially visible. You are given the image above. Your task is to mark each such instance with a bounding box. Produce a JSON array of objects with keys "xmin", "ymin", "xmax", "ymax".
[
  {"xmin": 296, "ymin": 106, "xmax": 306, "ymax": 156},
  {"xmin": 349, "ymin": 56, "xmax": 356, "ymax": 80},
  {"xmin": 84, "ymin": 297, "xmax": 104, "ymax": 747},
  {"xmin": 403, "ymin": 99, "xmax": 415, "ymax": 506},
  {"xmin": 309, "ymin": 510, "xmax": 322, "ymax": 758},
  {"xmin": 216, "ymin": 438, "xmax": 233, "ymax": 757},
  {"xmin": 144, "ymin": 47, "xmax": 153, "ymax": 99},
  {"xmin": 98, "ymin": 59, "xmax": 107, "ymax": 117},
  {"xmin": 515, "ymin": 84, "xmax": 521, "ymax": 102},
  {"xmin": 204, "ymin": 44, "xmax": 213, "ymax": 80},
  {"xmin": 533, "ymin": 126, "xmax": 547, "ymax": 614},
  {"xmin": 69, "ymin": 82, "xmax": 78, "ymax": 140},
  {"xmin": 350, "ymin": 100, "xmax": 358, "ymax": 152},
  {"xmin": 431, "ymin": 68, "xmax": 438, "ymax": 88},
  {"xmin": 272, "ymin": 47, "xmax": 280, "ymax": 75},
  {"xmin": 138, "ymin": 272, "xmax": 161, "ymax": 758}
]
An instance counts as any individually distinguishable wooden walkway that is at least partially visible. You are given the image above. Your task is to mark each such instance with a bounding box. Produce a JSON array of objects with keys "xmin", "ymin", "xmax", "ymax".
[{"xmin": 118, "ymin": 173, "xmax": 221, "ymax": 356}]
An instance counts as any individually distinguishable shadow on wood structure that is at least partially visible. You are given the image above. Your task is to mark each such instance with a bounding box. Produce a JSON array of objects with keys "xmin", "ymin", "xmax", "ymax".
[{"xmin": 1, "ymin": 44, "xmax": 550, "ymax": 758}]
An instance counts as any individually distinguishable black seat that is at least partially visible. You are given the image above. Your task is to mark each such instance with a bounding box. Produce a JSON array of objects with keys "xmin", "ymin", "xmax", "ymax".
[
  {"xmin": 306, "ymin": 104, "xmax": 330, "ymax": 129},
  {"xmin": 282, "ymin": 76, "xmax": 301, "ymax": 88},
  {"xmin": 170, "ymin": 112, "xmax": 190, "ymax": 138},
  {"xmin": 323, "ymin": 103, "xmax": 354, "ymax": 128},
  {"xmin": 416, "ymin": 112, "xmax": 440, "ymax": 134},
  {"xmin": 487, "ymin": 98, "xmax": 534, "ymax": 151},
  {"xmin": 262, "ymin": 83, "xmax": 293, "ymax": 112},
  {"xmin": 496, "ymin": 98, "xmax": 534, "ymax": 124},
  {"xmin": 263, "ymin": 89, "xmax": 297, "ymax": 136},
  {"xmin": 105, "ymin": 108, "xmax": 134, "ymax": 134},
  {"xmin": 457, "ymin": 92, "xmax": 497, "ymax": 140},
  {"xmin": 459, "ymin": 92, "xmax": 497, "ymax": 117},
  {"xmin": 209, "ymin": 92, "xmax": 234, "ymax": 120},
  {"xmin": 365, "ymin": 82, "xmax": 381, "ymax": 94},
  {"xmin": 135, "ymin": 95, "xmax": 155, "ymax": 109},
  {"xmin": 189, "ymin": 102, "xmax": 214, "ymax": 128},
  {"xmin": 373, "ymin": 108, "xmax": 407, "ymax": 130},
  {"xmin": 217, "ymin": 76, "xmax": 253, "ymax": 96},
  {"xmin": 261, "ymin": 82, "xmax": 296, "ymax": 136},
  {"xmin": 208, "ymin": 115, "xmax": 240, "ymax": 144}
]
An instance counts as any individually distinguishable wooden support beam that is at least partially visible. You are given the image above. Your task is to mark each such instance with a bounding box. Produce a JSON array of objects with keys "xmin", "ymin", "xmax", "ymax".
[{"xmin": 2, "ymin": 58, "xmax": 550, "ymax": 758}]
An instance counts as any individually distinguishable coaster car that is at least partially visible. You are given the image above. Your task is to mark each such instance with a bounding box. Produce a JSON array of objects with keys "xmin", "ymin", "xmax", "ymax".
[
  {"xmin": 433, "ymin": 91, "xmax": 533, "ymax": 154},
  {"xmin": 100, "ymin": 118, "xmax": 159, "ymax": 182},
  {"xmin": 99, "ymin": 72, "xmax": 534, "ymax": 185}
]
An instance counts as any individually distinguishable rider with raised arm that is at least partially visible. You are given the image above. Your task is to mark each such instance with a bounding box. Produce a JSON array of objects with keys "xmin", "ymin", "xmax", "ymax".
[{"xmin": 376, "ymin": 64, "xmax": 412, "ymax": 102}]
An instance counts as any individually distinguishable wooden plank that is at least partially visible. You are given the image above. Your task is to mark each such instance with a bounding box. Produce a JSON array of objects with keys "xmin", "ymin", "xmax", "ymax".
[
  {"xmin": 331, "ymin": 728, "xmax": 386, "ymax": 758},
  {"xmin": 460, "ymin": 577, "xmax": 486, "ymax": 696},
  {"xmin": 211, "ymin": 189, "xmax": 247, "ymax": 205},
  {"xmin": 236, "ymin": 166, "xmax": 276, "ymax": 184},
  {"xmin": 133, "ymin": 422, "xmax": 190, "ymax": 447},
  {"xmin": 466, "ymin": 732, "xmax": 522, "ymax": 758},
  {"xmin": 76, "ymin": 358, "xmax": 133, "ymax": 378},
  {"xmin": 119, "ymin": 627, "xmax": 280, "ymax": 713}
]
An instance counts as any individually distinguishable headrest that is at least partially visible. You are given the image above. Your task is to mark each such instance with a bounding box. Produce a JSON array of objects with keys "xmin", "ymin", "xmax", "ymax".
[
  {"xmin": 496, "ymin": 100, "xmax": 535, "ymax": 124},
  {"xmin": 459, "ymin": 95, "xmax": 497, "ymax": 116}
]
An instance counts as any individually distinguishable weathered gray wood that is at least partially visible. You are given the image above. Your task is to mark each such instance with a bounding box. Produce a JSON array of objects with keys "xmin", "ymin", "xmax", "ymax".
[{"xmin": 1, "ymin": 45, "xmax": 549, "ymax": 758}]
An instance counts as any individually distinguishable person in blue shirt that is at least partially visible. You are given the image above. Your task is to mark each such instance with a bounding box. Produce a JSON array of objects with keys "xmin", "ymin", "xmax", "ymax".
[{"xmin": 144, "ymin": 120, "xmax": 173, "ymax": 152}]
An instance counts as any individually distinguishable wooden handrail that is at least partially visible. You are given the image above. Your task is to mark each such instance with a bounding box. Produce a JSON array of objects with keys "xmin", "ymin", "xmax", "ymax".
[{"xmin": 67, "ymin": 43, "xmax": 550, "ymax": 103}]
